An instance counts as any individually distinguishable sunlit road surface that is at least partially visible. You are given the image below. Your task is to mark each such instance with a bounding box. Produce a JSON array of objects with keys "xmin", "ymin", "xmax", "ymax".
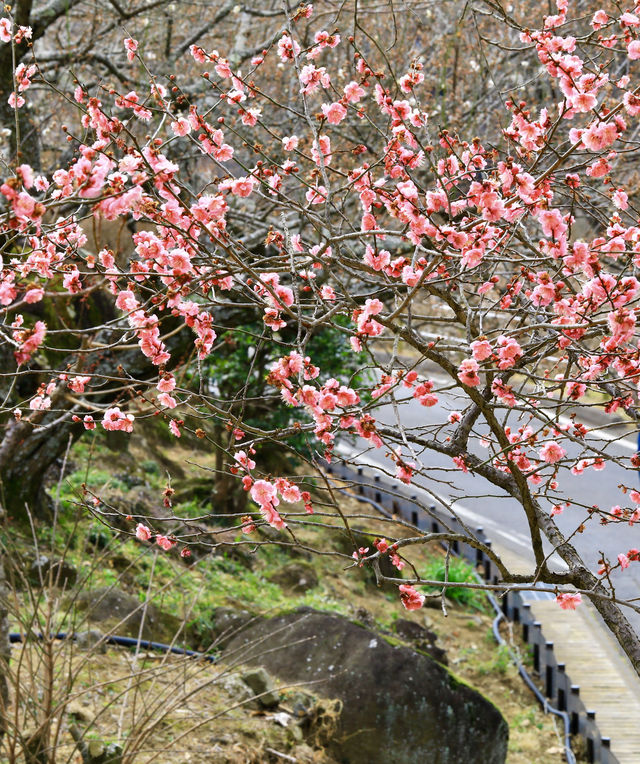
[{"xmin": 336, "ymin": 386, "xmax": 640, "ymax": 635}]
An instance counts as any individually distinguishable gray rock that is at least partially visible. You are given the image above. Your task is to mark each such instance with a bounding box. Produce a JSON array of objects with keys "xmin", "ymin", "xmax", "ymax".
[
  {"xmin": 394, "ymin": 618, "xmax": 448, "ymax": 665},
  {"xmin": 223, "ymin": 608, "xmax": 508, "ymax": 764},
  {"xmin": 102, "ymin": 744, "xmax": 123, "ymax": 764},
  {"xmin": 75, "ymin": 629, "xmax": 107, "ymax": 653},
  {"xmin": 114, "ymin": 472, "xmax": 145, "ymax": 489},
  {"xmin": 288, "ymin": 689, "xmax": 317, "ymax": 720},
  {"xmin": 291, "ymin": 744, "xmax": 330, "ymax": 763},
  {"xmin": 322, "ymin": 526, "xmax": 396, "ymax": 587},
  {"xmin": 208, "ymin": 607, "xmax": 254, "ymax": 648},
  {"xmin": 240, "ymin": 667, "xmax": 280, "ymax": 708},
  {"xmin": 219, "ymin": 673, "xmax": 254, "ymax": 705},
  {"xmin": 268, "ymin": 562, "xmax": 319, "ymax": 593},
  {"xmin": 28, "ymin": 556, "xmax": 77, "ymax": 588},
  {"xmin": 66, "ymin": 700, "xmax": 94, "ymax": 722},
  {"xmin": 84, "ymin": 742, "xmax": 122, "ymax": 764},
  {"xmin": 72, "ymin": 587, "xmax": 182, "ymax": 642}
]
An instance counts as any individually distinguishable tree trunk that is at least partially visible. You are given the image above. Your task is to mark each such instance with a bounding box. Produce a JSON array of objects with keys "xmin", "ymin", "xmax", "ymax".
[
  {"xmin": 0, "ymin": 321, "xmax": 192, "ymax": 522},
  {"xmin": 0, "ymin": 415, "xmax": 81, "ymax": 521}
]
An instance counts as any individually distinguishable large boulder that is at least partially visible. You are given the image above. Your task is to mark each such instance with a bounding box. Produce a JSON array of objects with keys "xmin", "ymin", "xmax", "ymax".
[
  {"xmin": 223, "ymin": 608, "xmax": 508, "ymax": 764},
  {"xmin": 72, "ymin": 587, "xmax": 182, "ymax": 642},
  {"xmin": 28, "ymin": 556, "xmax": 77, "ymax": 588}
]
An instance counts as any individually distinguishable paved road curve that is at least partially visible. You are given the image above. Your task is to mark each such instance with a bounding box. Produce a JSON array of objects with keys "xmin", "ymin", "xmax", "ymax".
[{"xmin": 340, "ymin": 388, "xmax": 640, "ymax": 634}]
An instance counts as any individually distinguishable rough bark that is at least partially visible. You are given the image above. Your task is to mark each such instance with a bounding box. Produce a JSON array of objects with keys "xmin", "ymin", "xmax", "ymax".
[
  {"xmin": 0, "ymin": 0, "xmax": 85, "ymax": 168},
  {"xmin": 0, "ymin": 318, "xmax": 192, "ymax": 522}
]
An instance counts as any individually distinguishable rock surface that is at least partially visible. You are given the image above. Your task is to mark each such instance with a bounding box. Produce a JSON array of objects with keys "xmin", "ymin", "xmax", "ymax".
[
  {"xmin": 28, "ymin": 556, "xmax": 77, "ymax": 588},
  {"xmin": 268, "ymin": 562, "xmax": 319, "ymax": 593},
  {"xmin": 72, "ymin": 587, "xmax": 182, "ymax": 641},
  {"xmin": 75, "ymin": 629, "xmax": 107, "ymax": 653},
  {"xmin": 240, "ymin": 666, "xmax": 280, "ymax": 708},
  {"xmin": 208, "ymin": 606, "xmax": 254, "ymax": 647},
  {"xmin": 393, "ymin": 618, "xmax": 448, "ymax": 665},
  {"xmin": 223, "ymin": 608, "xmax": 508, "ymax": 764}
]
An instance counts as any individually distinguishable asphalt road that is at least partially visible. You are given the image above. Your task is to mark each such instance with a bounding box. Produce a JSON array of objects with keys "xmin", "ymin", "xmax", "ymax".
[{"xmin": 338, "ymin": 386, "xmax": 640, "ymax": 634}]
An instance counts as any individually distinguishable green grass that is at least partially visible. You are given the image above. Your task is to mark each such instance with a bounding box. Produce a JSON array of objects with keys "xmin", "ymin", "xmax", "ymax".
[{"xmin": 422, "ymin": 556, "xmax": 489, "ymax": 612}]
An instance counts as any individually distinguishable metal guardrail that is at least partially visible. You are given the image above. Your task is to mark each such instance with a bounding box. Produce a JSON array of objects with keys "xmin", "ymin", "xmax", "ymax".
[{"xmin": 324, "ymin": 458, "xmax": 619, "ymax": 764}]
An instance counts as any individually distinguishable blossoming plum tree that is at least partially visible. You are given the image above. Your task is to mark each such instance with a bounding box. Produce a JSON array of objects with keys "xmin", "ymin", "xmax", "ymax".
[{"xmin": 5, "ymin": 0, "xmax": 640, "ymax": 675}]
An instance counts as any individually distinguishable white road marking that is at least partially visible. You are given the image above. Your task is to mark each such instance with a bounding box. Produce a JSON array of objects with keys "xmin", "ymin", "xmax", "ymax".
[
  {"xmin": 334, "ymin": 441, "xmax": 569, "ymax": 571},
  {"xmin": 400, "ymin": 369, "xmax": 638, "ymax": 453},
  {"xmin": 557, "ymin": 414, "xmax": 637, "ymax": 452}
]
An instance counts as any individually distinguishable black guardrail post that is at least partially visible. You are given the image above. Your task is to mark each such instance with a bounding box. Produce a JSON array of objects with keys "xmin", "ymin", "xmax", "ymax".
[
  {"xmin": 556, "ymin": 663, "xmax": 568, "ymax": 712},
  {"xmin": 531, "ymin": 622, "xmax": 542, "ymax": 675},
  {"xmin": 569, "ymin": 685, "xmax": 582, "ymax": 736},
  {"xmin": 586, "ymin": 709, "xmax": 599, "ymax": 763},
  {"xmin": 521, "ymin": 602, "xmax": 532, "ymax": 642},
  {"xmin": 544, "ymin": 642, "xmax": 555, "ymax": 700}
]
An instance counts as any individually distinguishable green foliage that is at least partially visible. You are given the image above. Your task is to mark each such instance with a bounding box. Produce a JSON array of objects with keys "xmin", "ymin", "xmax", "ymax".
[
  {"xmin": 476, "ymin": 644, "xmax": 512, "ymax": 676},
  {"xmin": 202, "ymin": 316, "xmax": 369, "ymax": 458},
  {"xmin": 140, "ymin": 459, "xmax": 161, "ymax": 475},
  {"xmin": 512, "ymin": 708, "xmax": 545, "ymax": 732},
  {"xmin": 423, "ymin": 556, "xmax": 489, "ymax": 612}
]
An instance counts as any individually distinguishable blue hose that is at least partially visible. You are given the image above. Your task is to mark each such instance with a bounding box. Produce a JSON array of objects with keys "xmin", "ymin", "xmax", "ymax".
[{"xmin": 8, "ymin": 632, "xmax": 217, "ymax": 662}]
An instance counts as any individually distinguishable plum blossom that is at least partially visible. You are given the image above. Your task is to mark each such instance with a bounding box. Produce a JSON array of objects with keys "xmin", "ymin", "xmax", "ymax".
[
  {"xmin": 230, "ymin": 177, "xmax": 256, "ymax": 197},
  {"xmin": 556, "ymin": 592, "xmax": 581, "ymax": 610},
  {"xmin": 14, "ymin": 320, "xmax": 46, "ymax": 364},
  {"xmin": 399, "ymin": 584, "xmax": 425, "ymax": 611},
  {"xmin": 171, "ymin": 118, "xmax": 191, "ymax": 136},
  {"xmin": 344, "ymin": 81, "xmax": 365, "ymax": 102},
  {"xmin": 241, "ymin": 515, "xmax": 256, "ymax": 534},
  {"xmin": 391, "ymin": 553, "xmax": 405, "ymax": 570},
  {"xmin": 628, "ymin": 40, "xmax": 640, "ymax": 60},
  {"xmin": 0, "ymin": 18, "xmax": 12, "ymax": 42},
  {"xmin": 30, "ymin": 395, "xmax": 51, "ymax": 411},
  {"xmin": 306, "ymin": 185, "xmax": 327, "ymax": 204},
  {"xmin": 250, "ymin": 479, "xmax": 286, "ymax": 530},
  {"xmin": 470, "ymin": 339, "xmax": 492, "ymax": 361},
  {"xmin": 156, "ymin": 534, "xmax": 175, "ymax": 551},
  {"xmin": 321, "ymin": 101, "xmax": 347, "ymax": 124},
  {"xmin": 539, "ymin": 441, "xmax": 566, "ymax": 464},
  {"xmin": 115, "ymin": 290, "xmax": 139, "ymax": 312},
  {"xmin": 102, "ymin": 407, "xmax": 134, "ymax": 433},
  {"xmin": 157, "ymin": 374, "xmax": 176, "ymax": 393},
  {"xmin": 24, "ymin": 287, "xmax": 44, "ymax": 304},
  {"xmin": 496, "ymin": 336, "xmax": 522, "ymax": 370},
  {"xmin": 618, "ymin": 553, "xmax": 630, "ymax": 570},
  {"xmin": 458, "ymin": 358, "xmax": 480, "ymax": 387},
  {"xmin": 282, "ymin": 135, "xmax": 299, "ymax": 151},
  {"xmin": 375, "ymin": 538, "xmax": 390, "ymax": 554},
  {"xmin": 8, "ymin": 92, "xmax": 25, "ymax": 109},
  {"xmin": 68, "ymin": 376, "xmax": 90, "ymax": 393},
  {"xmin": 395, "ymin": 459, "xmax": 416, "ymax": 484},
  {"xmin": 277, "ymin": 33, "xmax": 301, "ymax": 62},
  {"xmin": 613, "ymin": 189, "xmax": 628, "ymax": 210},
  {"xmin": 124, "ymin": 37, "xmax": 138, "ymax": 62},
  {"xmin": 136, "ymin": 523, "xmax": 152, "ymax": 541}
]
